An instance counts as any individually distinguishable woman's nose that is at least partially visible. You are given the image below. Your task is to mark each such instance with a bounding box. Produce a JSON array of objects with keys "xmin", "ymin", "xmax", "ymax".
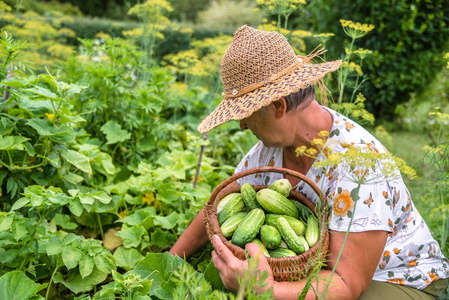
[{"xmin": 240, "ymin": 119, "xmax": 248, "ymax": 130}]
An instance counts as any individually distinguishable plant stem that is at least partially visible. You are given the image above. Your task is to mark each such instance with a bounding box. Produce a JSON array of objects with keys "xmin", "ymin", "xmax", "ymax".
[
  {"xmin": 97, "ymin": 213, "xmax": 104, "ymax": 240},
  {"xmin": 321, "ymin": 184, "xmax": 360, "ymax": 297},
  {"xmin": 45, "ymin": 264, "xmax": 59, "ymax": 300}
]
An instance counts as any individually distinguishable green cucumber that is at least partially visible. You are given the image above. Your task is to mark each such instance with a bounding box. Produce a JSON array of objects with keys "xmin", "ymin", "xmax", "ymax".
[
  {"xmin": 260, "ymin": 224, "xmax": 282, "ymax": 249},
  {"xmin": 268, "ymin": 178, "xmax": 292, "ymax": 197},
  {"xmin": 269, "ymin": 248, "xmax": 297, "ymax": 258},
  {"xmin": 220, "ymin": 212, "xmax": 247, "ymax": 238},
  {"xmin": 256, "ymin": 189, "xmax": 299, "ymax": 219},
  {"xmin": 241, "ymin": 183, "xmax": 262, "ymax": 210},
  {"xmin": 265, "ymin": 214, "xmax": 306, "ymax": 236},
  {"xmin": 231, "ymin": 208, "xmax": 265, "ymax": 247},
  {"xmin": 276, "ymin": 217, "xmax": 309, "ymax": 254},
  {"xmin": 305, "ymin": 214, "xmax": 320, "ymax": 247},
  {"xmin": 218, "ymin": 194, "xmax": 244, "ymax": 226}
]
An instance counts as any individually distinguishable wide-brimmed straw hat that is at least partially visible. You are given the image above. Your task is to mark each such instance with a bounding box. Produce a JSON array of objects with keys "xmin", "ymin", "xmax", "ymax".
[{"xmin": 197, "ymin": 25, "xmax": 342, "ymax": 133}]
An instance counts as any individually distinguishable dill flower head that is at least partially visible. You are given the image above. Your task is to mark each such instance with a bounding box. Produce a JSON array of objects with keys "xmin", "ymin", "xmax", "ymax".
[{"xmin": 340, "ymin": 19, "xmax": 375, "ymax": 40}]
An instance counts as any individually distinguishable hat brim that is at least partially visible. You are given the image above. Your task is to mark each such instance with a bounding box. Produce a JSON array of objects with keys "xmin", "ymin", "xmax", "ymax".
[{"xmin": 197, "ymin": 59, "xmax": 342, "ymax": 133}]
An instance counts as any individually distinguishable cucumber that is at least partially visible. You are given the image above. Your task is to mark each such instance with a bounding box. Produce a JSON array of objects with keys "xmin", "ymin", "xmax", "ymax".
[
  {"xmin": 305, "ymin": 214, "xmax": 319, "ymax": 247},
  {"xmin": 260, "ymin": 224, "xmax": 282, "ymax": 249},
  {"xmin": 276, "ymin": 217, "xmax": 309, "ymax": 254},
  {"xmin": 231, "ymin": 208, "xmax": 265, "ymax": 247},
  {"xmin": 220, "ymin": 212, "xmax": 247, "ymax": 238},
  {"xmin": 264, "ymin": 214, "xmax": 306, "ymax": 236},
  {"xmin": 241, "ymin": 183, "xmax": 262, "ymax": 210},
  {"xmin": 256, "ymin": 189, "xmax": 299, "ymax": 219},
  {"xmin": 268, "ymin": 178, "xmax": 292, "ymax": 197},
  {"xmin": 218, "ymin": 194, "xmax": 244, "ymax": 226},
  {"xmin": 217, "ymin": 193, "xmax": 241, "ymax": 213},
  {"xmin": 269, "ymin": 248, "xmax": 297, "ymax": 258}
]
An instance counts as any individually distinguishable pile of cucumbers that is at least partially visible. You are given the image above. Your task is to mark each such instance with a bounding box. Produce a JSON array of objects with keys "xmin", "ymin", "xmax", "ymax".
[{"xmin": 217, "ymin": 179, "xmax": 320, "ymax": 258}]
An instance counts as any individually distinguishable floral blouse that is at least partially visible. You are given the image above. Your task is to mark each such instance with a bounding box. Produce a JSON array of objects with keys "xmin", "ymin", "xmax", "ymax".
[{"xmin": 234, "ymin": 106, "xmax": 448, "ymax": 290}]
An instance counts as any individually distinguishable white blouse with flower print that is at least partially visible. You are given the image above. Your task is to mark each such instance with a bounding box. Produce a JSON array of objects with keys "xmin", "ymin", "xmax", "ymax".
[{"xmin": 234, "ymin": 106, "xmax": 448, "ymax": 290}]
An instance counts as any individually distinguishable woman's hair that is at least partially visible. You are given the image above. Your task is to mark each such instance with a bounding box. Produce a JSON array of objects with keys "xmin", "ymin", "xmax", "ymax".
[{"xmin": 283, "ymin": 85, "xmax": 316, "ymax": 112}]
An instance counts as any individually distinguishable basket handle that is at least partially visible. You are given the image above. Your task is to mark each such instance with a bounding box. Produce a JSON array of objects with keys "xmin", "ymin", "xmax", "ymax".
[{"xmin": 208, "ymin": 166, "xmax": 326, "ymax": 205}]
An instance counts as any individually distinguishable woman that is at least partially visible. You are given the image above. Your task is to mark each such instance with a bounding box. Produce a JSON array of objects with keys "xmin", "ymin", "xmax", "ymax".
[{"xmin": 170, "ymin": 25, "xmax": 448, "ymax": 299}]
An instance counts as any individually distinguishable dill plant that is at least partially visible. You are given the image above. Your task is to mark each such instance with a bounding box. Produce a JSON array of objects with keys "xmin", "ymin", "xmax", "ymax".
[{"xmin": 294, "ymin": 131, "xmax": 417, "ymax": 298}]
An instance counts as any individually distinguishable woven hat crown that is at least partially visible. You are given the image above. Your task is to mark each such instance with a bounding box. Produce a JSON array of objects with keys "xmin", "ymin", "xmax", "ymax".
[{"xmin": 221, "ymin": 25, "xmax": 298, "ymax": 98}]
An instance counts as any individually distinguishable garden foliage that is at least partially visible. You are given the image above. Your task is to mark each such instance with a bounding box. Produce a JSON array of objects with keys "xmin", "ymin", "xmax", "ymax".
[{"xmin": 307, "ymin": 0, "xmax": 449, "ymax": 118}]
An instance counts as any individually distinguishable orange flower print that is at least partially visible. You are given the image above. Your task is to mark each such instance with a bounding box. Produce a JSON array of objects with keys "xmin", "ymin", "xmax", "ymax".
[
  {"xmin": 345, "ymin": 122, "xmax": 354, "ymax": 130},
  {"xmin": 333, "ymin": 189, "xmax": 354, "ymax": 218},
  {"xmin": 382, "ymin": 191, "xmax": 388, "ymax": 198},
  {"xmin": 315, "ymin": 175, "xmax": 321, "ymax": 183},
  {"xmin": 363, "ymin": 193, "xmax": 374, "ymax": 208},
  {"xmin": 255, "ymin": 173, "xmax": 261, "ymax": 178},
  {"xmin": 387, "ymin": 278, "xmax": 405, "ymax": 285},
  {"xmin": 408, "ymin": 258, "xmax": 418, "ymax": 267},
  {"xmin": 393, "ymin": 248, "xmax": 401, "ymax": 255},
  {"xmin": 428, "ymin": 271, "xmax": 439, "ymax": 282},
  {"xmin": 244, "ymin": 160, "xmax": 248, "ymax": 167},
  {"xmin": 388, "ymin": 219, "xmax": 398, "ymax": 237},
  {"xmin": 379, "ymin": 251, "xmax": 391, "ymax": 269},
  {"xmin": 366, "ymin": 142, "xmax": 379, "ymax": 153},
  {"xmin": 335, "ymin": 120, "xmax": 340, "ymax": 124},
  {"xmin": 269, "ymin": 158, "xmax": 275, "ymax": 166}
]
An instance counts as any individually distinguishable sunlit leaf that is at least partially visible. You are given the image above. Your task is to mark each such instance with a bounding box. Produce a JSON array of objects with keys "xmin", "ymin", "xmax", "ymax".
[
  {"xmin": 61, "ymin": 149, "xmax": 92, "ymax": 174},
  {"xmin": 100, "ymin": 120, "xmax": 131, "ymax": 144},
  {"xmin": 62, "ymin": 245, "xmax": 82, "ymax": 270}
]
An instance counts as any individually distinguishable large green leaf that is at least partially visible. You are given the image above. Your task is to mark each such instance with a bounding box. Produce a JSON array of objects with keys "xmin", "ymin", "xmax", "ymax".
[
  {"xmin": 113, "ymin": 247, "xmax": 144, "ymax": 271},
  {"xmin": 100, "ymin": 121, "xmax": 131, "ymax": 145},
  {"xmin": 0, "ymin": 271, "xmax": 44, "ymax": 300},
  {"xmin": 115, "ymin": 225, "xmax": 146, "ymax": 248},
  {"xmin": 62, "ymin": 245, "xmax": 82, "ymax": 270},
  {"xmin": 0, "ymin": 136, "xmax": 29, "ymax": 150},
  {"xmin": 23, "ymin": 86, "xmax": 59, "ymax": 100},
  {"xmin": 26, "ymin": 119, "xmax": 75, "ymax": 143},
  {"xmin": 53, "ymin": 267, "xmax": 108, "ymax": 294},
  {"xmin": 61, "ymin": 149, "xmax": 92, "ymax": 174},
  {"xmin": 154, "ymin": 212, "xmax": 179, "ymax": 229},
  {"xmin": 79, "ymin": 255, "xmax": 95, "ymax": 278}
]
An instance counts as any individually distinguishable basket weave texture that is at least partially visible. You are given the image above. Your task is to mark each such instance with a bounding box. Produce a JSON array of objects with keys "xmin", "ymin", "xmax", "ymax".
[{"xmin": 204, "ymin": 166, "xmax": 329, "ymax": 282}]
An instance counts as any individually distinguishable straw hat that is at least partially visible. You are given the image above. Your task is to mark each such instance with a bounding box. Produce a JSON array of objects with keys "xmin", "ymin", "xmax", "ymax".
[{"xmin": 197, "ymin": 25, "xmax": 342, "ymax": 133}]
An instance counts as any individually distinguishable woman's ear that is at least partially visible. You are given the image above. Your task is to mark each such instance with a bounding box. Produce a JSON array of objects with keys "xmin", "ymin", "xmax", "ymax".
[{"xmin": 272, "ymin": 97, "xmax": 287, "ymax": 118}]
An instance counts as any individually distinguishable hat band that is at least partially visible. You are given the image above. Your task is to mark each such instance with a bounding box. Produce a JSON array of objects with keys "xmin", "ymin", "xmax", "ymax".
[{"xmin": 222, "ymin": 57, "xmax": 305, "ymax": 99}]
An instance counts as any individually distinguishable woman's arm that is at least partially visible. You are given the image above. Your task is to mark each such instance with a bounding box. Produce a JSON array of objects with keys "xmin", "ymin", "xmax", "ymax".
[
  {"xmin": 169, "ymin": 181, "xmax": 240, "ymax": 258},
  {"xmin": 212, "ymin": 229, "xmax": 388, "ymax": 299},
  {"xmin": 169, "ymin": 206, "xmax": 210, "ymax": 258}
]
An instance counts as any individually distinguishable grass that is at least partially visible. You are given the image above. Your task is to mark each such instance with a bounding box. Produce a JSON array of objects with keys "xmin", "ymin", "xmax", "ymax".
[{"xmin": 386, "ymin": 130, "xmax": 433, "ymax": 219}]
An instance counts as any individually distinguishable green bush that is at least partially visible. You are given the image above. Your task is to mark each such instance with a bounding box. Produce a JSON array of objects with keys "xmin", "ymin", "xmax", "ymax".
[{"xmin": 307, "ymin": 0, "xmax": 449, "ymax": 119}]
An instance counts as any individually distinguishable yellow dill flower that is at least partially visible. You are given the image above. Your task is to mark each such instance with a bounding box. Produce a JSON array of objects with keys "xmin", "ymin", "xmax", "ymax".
[
  {"xmin": 0, "ymin": 1, "xmax": 12, "ymax": 12},
  {"xmin": 311, "ymin": 138, "xmax": 325, "ymax": 147},
  {"xmin": 318, "ymin": 130, "xmax": 330, "ymax": 138},
  {"xmin": 295, "ymin": 145, "xmax": 308, "ymax": 156},
  {"xmin": 340, "ymin": 19, "xmax": 375, "ymax": 40},
  {"xmin": 95, "ymin": 31, "xmax": 112, "ymax": 40},
  {"xmin": 47, "ymin": 43, "xmax": 74, "ymax": 59},
  {"xmin": 45, "ymin": 113, "xmax": 55, "ymax": 121},
  {"xmin": 342, "ymin": 61, "xmax": 363, "ymax": 76},
  {"xmin": 353, "ymin": 48, "xmax": 373, "ymax": 60},
  {"xmin": 58, "ymin": 28, "xmax": 76, "ymax": 38},
  {"xmin": 313, "ymin": 32, "xmax": 335, "ymax": 44}
]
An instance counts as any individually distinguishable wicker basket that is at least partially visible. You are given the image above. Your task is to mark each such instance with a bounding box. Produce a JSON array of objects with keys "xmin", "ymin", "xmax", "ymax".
[{"xmin": 204, "ymin": 166, "xmax": 329, "ymax": 282}]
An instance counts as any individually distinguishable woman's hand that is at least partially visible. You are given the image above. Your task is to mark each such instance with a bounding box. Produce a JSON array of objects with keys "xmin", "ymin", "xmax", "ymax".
[{"xmin": 211, "ymin": 234, "xmax": 275, "ymax": 293}]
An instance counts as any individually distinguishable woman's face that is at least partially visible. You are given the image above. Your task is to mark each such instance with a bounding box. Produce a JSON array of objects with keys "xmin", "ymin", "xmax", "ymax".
[{"xmin": 239, "ymin": 107, "xmax": 285, "ymax": 148}]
